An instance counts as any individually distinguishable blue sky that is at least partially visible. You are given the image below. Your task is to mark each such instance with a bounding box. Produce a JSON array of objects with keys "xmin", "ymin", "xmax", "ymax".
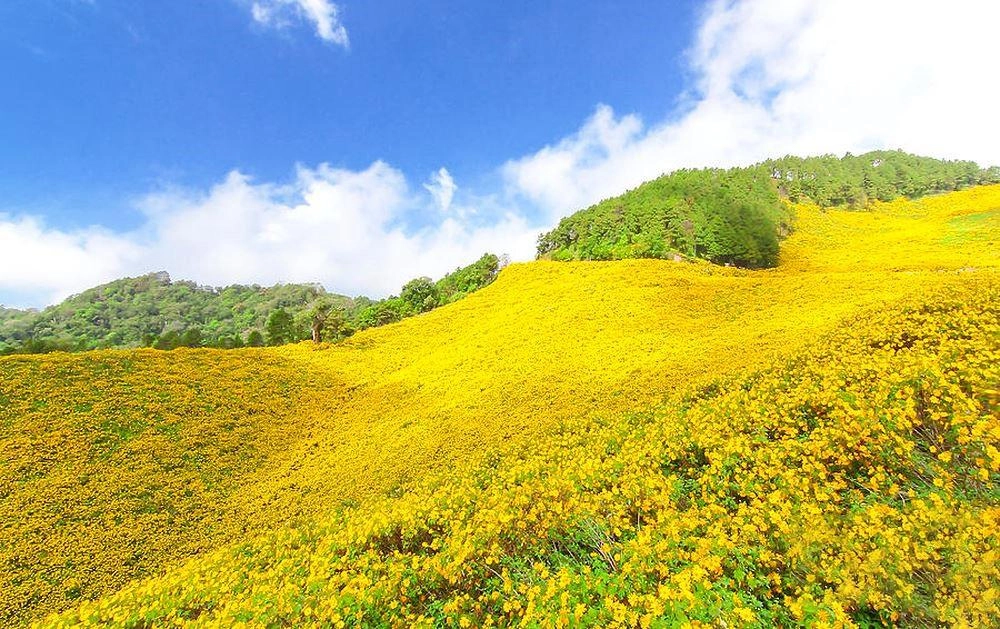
[
  {"xmin": 1, "ymin": 0, "xmax": 998, "ymax": 307},
  {"xmin": 0, "ymin": 1, "xmax": 697, "ymax": 230}
]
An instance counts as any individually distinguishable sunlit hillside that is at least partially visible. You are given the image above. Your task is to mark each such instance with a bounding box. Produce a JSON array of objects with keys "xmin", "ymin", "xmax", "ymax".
[{"xmin": 2, "ymin": 185, "xmax": 998, "ymax": 626}]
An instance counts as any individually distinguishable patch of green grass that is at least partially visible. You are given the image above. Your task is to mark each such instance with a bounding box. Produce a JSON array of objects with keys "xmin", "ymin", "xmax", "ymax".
[{"xmin": 942, "ymin": 209, "xmax": 999, "ymax": 245}]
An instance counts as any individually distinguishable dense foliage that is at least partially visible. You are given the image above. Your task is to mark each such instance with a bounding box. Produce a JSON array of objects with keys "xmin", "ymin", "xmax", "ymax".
[
  {"xmin": 766, "ymin": 150, "xmax": 1000, "ymax": 207},
  {"xmin": 0, "ymin": 254, "xmax": 503, "ymax": 355},
  {"xmin": 537, "ymin": 167, "xmax": 788, "ymax": 268},
  {"xmin": 2, "ymin": 185, "xmax": 997, "ymax": 626},
  {"xmin": 352, "ymin": 254, "xmax": 504, "ymax": 332},
  {"xmin": 0, "ymin": 273, "xmax": 347, "ymax": 354},
  {"xmin": 537, "ymin": 150, "xmax": 999, "ymax": 268}
]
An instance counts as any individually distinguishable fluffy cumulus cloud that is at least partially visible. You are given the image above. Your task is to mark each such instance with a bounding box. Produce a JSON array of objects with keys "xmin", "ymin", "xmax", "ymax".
[
  {"xmin": 248, "ymin": 0, "xmax": 349, "ymax": 46},
  {"xmin": 0, "ymin": 162, "xmax": 536, "ymax": 306},
  {"xmin": 5, "ymin": 0, "xmax": 1000, "ymax": 307},
  {"xmin": 135, "ymin": 162, "xmax": 535, "ymax": 298},
  {"xmin": 0, "ymin": 215, "xmax": 142, "ymax": 306},
  {"xmin": 504, "ymin": 0, "xmax": 1000, "ymax": 219}
]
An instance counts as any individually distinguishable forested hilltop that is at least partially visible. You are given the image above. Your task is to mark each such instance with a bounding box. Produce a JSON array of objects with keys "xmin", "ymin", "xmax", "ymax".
[
  {"xmin": 0, "ymin": 253, "xmax": 503, "ymax": 354},
  {"xmin": 537, "ymin": 150, "xmax": 1000, "ymax": 267}
]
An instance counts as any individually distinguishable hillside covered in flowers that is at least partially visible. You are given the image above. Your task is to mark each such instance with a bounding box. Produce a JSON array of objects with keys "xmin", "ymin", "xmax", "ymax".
[{"xmin": 1, "ymin": 185, "xmax": 998, "ymax": 627}]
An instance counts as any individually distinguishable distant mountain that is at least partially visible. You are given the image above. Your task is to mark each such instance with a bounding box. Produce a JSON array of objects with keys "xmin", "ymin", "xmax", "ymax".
[
  {"xmin": 0, "ymin": 272, "xmax": 353, "ymax": 353},
  {"xmin": 0, "ymin": 305, "xmax": 29, "ymax": 318},
  {"xmin": 0, "ymin": 253, "xmax": 505, "ymax": 355}
]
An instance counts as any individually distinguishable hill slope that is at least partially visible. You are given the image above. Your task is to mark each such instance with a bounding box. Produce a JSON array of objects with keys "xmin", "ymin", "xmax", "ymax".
[
  {"xmin": 40, "ymin": 276, "xmax": 1000, "ymax": 628},
  {"xmin": 1, "ymin": 185, "xmax": 998, "ymax": 625}
]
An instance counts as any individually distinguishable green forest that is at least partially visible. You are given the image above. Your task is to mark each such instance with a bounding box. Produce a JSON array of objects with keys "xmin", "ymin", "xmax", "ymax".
[
  {"xmin": 537, "ymin": 150, "xmax": 1000, "ymax": 267},
  {"xmin": 0, "ymin": 254, "xmax": 503, "ymax": 355}
]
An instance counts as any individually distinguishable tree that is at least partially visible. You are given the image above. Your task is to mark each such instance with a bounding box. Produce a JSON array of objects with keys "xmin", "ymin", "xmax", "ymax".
[
  {"xmin": 401, "ymin": 277, "xmax": 439, "ymax": 313},
  {"xmin": 246, "ymin": 330, "xmax": 265, "ymax": 347},
  {"xmin": 356, "ymin": 298, "xmax": 409, "ymax": 329},
  {"xmin": 435, "ymin": 254, "xmax": 501, "ymax": 303},
  {"xmin": 265, "ymin": 308, "xmax": 296, "ymax": 346},
  {"xmin": 215, "ymin": 334, "xmax": 243, "ymax": 349},
  {"xmin": 180, "ymin": 328, "xmax": 203, "ymax": 348},
  {"xmin": 153, "ymin": 330, "xmax": 181, "ymax": 350},
  {"xmin": 322, "ymin": 307, "xmax": 352, "ymax": 342},
  {"xmin": 304, "ymin": 298, "xmax": 338, "ymax": 343}
]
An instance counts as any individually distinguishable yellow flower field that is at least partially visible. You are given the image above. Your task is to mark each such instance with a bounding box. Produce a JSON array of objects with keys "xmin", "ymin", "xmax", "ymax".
[
  {"xmin": 38, "ymin": 275, "xmax": 1000, "ymax": 628},
  {"xmin": 2, "ymin": 185, "xmax": 998, "ymax": 626}
]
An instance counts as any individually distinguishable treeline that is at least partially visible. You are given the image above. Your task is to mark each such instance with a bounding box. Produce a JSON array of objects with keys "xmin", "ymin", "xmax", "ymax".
[
  {"xmin": 0, "ymin": 254, "xmax": 505, "ymax": 354},
  {"xmin": 262, "ymin": 253, "xmax": 506, "ymax": 345},
  {"xmin": 765, "ymin": 150, "xmax": 1000, "ymax": 208},
  {"xmin": 537, "ymin": 150, "xmax": 1000, "ymax": 268}
]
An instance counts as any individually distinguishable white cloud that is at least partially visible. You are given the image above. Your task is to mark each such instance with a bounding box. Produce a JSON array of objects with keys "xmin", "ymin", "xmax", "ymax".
[
  {"xmin": 0, "ymin": 162, "xmax": 537, "ymax": 307},
  {"xmin": 136, "ymin": 162, "xmax": 534, "ymax": 297},
  {"xmin": 503, "ymin": 105, "xmax": 646, "ymax": 221},
  {"xmin": 0, "ymin": 215, "xmax": 142, "ymax": 306},
  {"xmin": 423, "ymin": 168, "xmax": 458, "ymax": 215},
  {"xmin": 504, "ymin": 0, "xmax": 1000, "ymax": 219},
  {"xmin": 248, "ymin": 0, "xmax": 349, "ymax": 47}
]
